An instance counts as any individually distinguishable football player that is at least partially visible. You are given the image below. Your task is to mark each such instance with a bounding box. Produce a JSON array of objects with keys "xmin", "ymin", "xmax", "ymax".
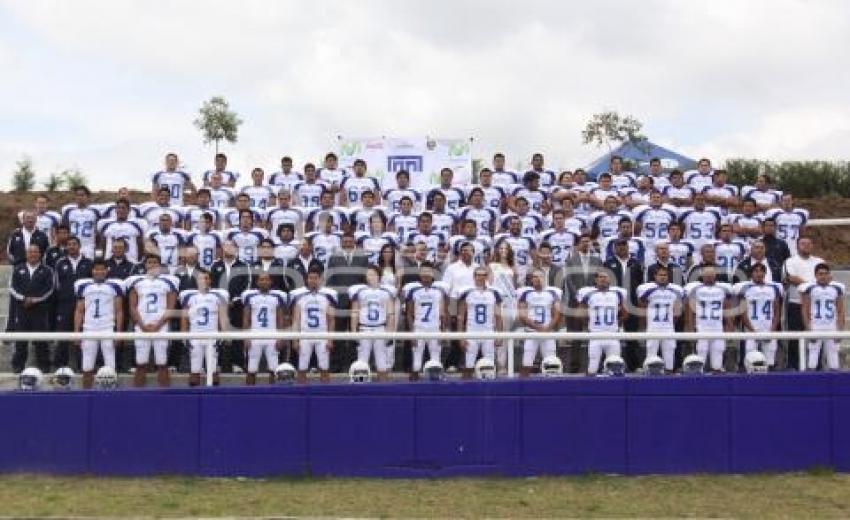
[
  {"xmin": 517, "ymin": 269, "xmax": 562, "ymax": 377},
  {"xmin": 578, "ymin": 270, "xmax": 628, "ymax": 375},
  {"xmin": 800, "ymin": 263, "xmax": 846, "ymax": 370},
  {"xmin": 73, "ymin": 258, "xmax": 124, "ymax": 389},
  {"xmin": 290, "ymin": 267, "xmax": 337, "ymax": 383},
  {"xmin": 180, "ymin": 270, "xmax": 229, "ymax": 386},
  {"xmin": 457, "ymin": 266, "xmax": 503, "ymax": 379},
  {"xmin": 242, "ymin": 272, "xmax": 288, "ymax": 385}
]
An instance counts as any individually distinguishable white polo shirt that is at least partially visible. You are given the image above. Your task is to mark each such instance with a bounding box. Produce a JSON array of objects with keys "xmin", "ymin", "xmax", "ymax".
[{"xmin": 783, "ymin": 254, "xmax": 824, "ymax": 304}]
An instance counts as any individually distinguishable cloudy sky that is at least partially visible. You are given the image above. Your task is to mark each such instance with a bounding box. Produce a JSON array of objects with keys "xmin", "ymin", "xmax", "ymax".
[{"xmin": 1, "ymin": 0, "xmax": 849, "ymax": 189}]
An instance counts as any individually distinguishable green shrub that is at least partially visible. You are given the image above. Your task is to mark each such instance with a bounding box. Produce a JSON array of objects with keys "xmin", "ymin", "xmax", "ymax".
[{"xmin": 724, "ymin": 159, "xmax": 850, "ymax": 198}]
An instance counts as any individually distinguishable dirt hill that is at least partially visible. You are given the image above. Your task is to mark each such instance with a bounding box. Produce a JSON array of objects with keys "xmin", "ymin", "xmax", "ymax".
[{"xmin": 2, "ymin": 190, "xmax": 849, "ymax": 264}]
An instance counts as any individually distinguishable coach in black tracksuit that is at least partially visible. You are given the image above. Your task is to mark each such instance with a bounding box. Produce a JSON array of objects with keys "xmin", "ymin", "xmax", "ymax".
[
  {"xmin": 6, "ymin": 215, "xmax": 49, "ymax": 266},
  {"xmin": 8, "ymin": 245, "xmax": 55, "ymax": 373},
  {"xmin": 210, "ymin": 248, "xmax": 252, "ymax": 372},
  {"xmin": 52, "ymin": 237, "xmax": 93, "ymax": 369}
]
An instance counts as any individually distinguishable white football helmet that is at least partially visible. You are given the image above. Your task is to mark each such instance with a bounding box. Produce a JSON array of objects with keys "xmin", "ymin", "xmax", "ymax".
[
  {"xmin": 604, "ymin": 355, "xmax": 626, "ymax": 377},
  {"xmin": 18, "ymin": 367, "xmax": 44, "ymax": 391},
  {"xmin": 422, "ymin": 359, "xmax": 444, "ymax": 381},
  {"xmin": 52, "ymin": 367, "xmax": 75, "ymax": 390},
  {"xmin": 683, "ymin": 354, "xmax": 705, "ymax": 375},
  {"xmin": 274, "ymin": 362, "xmax": 297, "ymax": 384},
  {"xmin": 474, "ymin": 357, "xmax": 497, "ymax": 380},
  {"xmin": 349, "ymin": 360, "xmax": 372, "ymax": 383},
  {"xmin": 744, "ymin": 351, "xmax": 768, "ymax": 374},
  {"xmin": 95, "ymin": 366, "xmax": 118, "ymax": 389},
  {"xmin": 540, "ymin": 355, "xmax": 563, "ymax": 377},
  {"xmin": 643, "ymin": 355, "xmax": 665, "ymax": 376}
]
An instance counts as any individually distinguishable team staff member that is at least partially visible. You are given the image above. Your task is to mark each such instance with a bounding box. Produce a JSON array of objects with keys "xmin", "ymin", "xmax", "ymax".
[
  {"xmin": 52, "ymin": 236, "xmax": 93, "ymax": 370},
  {"xmin": 8, "ymin": 244, "xmax": 55, "ymax": 373}
]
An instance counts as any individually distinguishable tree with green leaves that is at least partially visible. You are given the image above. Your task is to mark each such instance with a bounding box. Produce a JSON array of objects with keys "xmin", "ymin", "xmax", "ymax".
[
  {"xmin": 582, "ymin": 110, "xmax": 646, "ymax": 151},
  {"xmin": 11, "ymin": 156, "xmax": 36, "ymax": 192},
  {"xmin": 43, "ymin": 172, "xmax": 66, "ymax": 192},
  {"xmin": 60, "ymin": 168, "xmax": 88, "ymax": 189},
  {"xmin": 193, "ymin": 96, "xmax": 243, "ymax": 153}
]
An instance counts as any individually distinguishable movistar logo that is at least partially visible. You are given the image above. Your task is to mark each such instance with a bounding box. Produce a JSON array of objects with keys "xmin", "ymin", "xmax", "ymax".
[
  {"xmin": 340, "ymin": 142, "xmax": 362, "ymax": 157},
  {"xmin": 448, "ymin": 141, "xmax": 469, "ymax": 157}
]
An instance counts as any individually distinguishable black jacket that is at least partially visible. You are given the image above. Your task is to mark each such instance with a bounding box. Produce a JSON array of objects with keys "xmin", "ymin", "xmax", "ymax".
[
  {"xmin": 6, "ymin": 228, "xmax": 49, "ymax": 265},
  {"xmin": 762, "ymin": 235, "xmax": 791, "ymax": 269},
  {"xmin": 54, "ymin": 256, "xmax": 94, "ymax": 303},
  {"xmin": 7, "ymin": 262, "xmax": 55, "ymax": 331},
  {"xmin": 646, "ymin": 261, "xmax": 685, "ymax": 287},
  {"xmin": 44, "ymin": 245, "xmax": 66, "ymax": 269},
  {"xmin": 251, "ymin": 258, "xmax": 286, "ymax": 290},
  {"xmin": 174, "ymin": 265, "xmax": 208, "ymax": 293},
  {"xmin": 210, "ymin": 259, "xmax": 252, "ymax": 302},
  {"xmin": 284, "ymin": 256, "xmax": 325, "ymax": 292},
  {"xmin": 733, "ymin": 256, "xmax": 782, "ymax": 283},
  {"xmin": 602, "ymin": 256, "xmax": 644, "ymax": 305},
  {"xmin": 106, "ymin": 257, "xmax": 137, "ymax": 280}
]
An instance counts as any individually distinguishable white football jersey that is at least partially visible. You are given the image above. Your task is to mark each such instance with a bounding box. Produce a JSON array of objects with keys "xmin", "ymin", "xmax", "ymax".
[
  {"xmin": 265, "ymin": 207, "xmax": 304, "ymax": 236},
  {"xmin": 383, "ymin": 188, "xmax": 422, "ymax": 213},
  {"xmin": 448, "ymin": 235, "xmax": 491, "ymax": 265},
  {"xmin": 98, "ymin": 218, "xmax": 148, "ymax": 262},
  {"xmin": 539, "ymin": 229, "xmax": 579, "ymax": 266},
  {"xmin": 590, "ymin": 210, "xmax": 632, "ymax": 240},
  {"xmin": 403, "ymin": 281, "xmax": 448, "ymax": 331},
  {"xmin": 340, "ymin": 176, "xmax": 380, "ymax": 208},
  {"xmin": 407, "ymin": 231, "xmax": 447, "ymax": 263},
  {"xmin": 800, "ymin": 281, "xmax": 845, "ymax": 331},
  {"xmin": 318, "ymin": 168, "xmax": 347, "ymax": 186},
  {"xmin": 141, "ymin": 205, "xmax": 183, "ymax": 229},
  {"xmin": 459, "ymin": 287, "xmax": 502, "ymax": 331},
  {"xmin": 241, "ymin": 289, "xmax": 288, "ymax": 330},
  {"xmin": 222, "ymin": 228, "xmax": 269, "ymax": 264},
  {"xmin": 765, "ymin": 208, "xmax": 809, "ymax": 253},
  {"xmin": 685, "ymin": 282, "xmax": 732, "ymax": 331},
  {"xmin": 240, "ymin": 185, "xmax": 276, "ymax": 210},
  {"xmin": 637, "ymin": 282, "xmax": 684, "ymax": 331},
  {"xmin": 293, "ymin": 181, "xmax": 329, "ymax": 208},
  {"xmin": 389, "ymin": 211, "xmax": 420, "ymax": 242},
  {"xmin": 734, "ymin": 281, "xmax": 783, "ymax": 329},
  {"xmin": 356, "ymin": 232, "xmax": 398, "ymax": 265},
  {"xmin": 186, "ymin": 231, "xmax": 222, "ymax": 270},
  {"xmin": 577, "ymin": 286, "xmax": 626, "ymax": 332},
  {"xmin": 459, "ymin": 207, "xmax": 499, "ymax": 236},
  {"xmin": 679, "ymin": 208, "xmax": 722, "ymax": 248},
  {"xmin": 741, "ymin": 186, "xmax": 782, "ymax": 207},
  {"xmin": 347, "ymin": 207, "xmax": 387, "ymax": 234},
  {"xmin": 517, "ymin": 286, "xmax": 562, "ymax": 329},
  {"xmin": 146, "ymin": 228, "xmax": 187, "ymax": 269},
  {"xmin": 494, "ymin": 235, "xmax": 536, "ymax": 274},
  {"xmin": 306, "ymin": 208, "xmax": 347, "ymax": 233},
  {"xmin": 182, "ymin": 206, "xmax": 221, "ymax": 231},
  {"xmin": 713, "ymin": 240, "xmax": 748, "ymax": 272},
  {"xmin": 305, "ymin": 231, "xmax": 341, "ymax": 265},
  {"xmin": 152, "ymin": 170, "xmax": 192, "ymax": 206},
  {"xmin": 74, "ymin": 278, "xmax": 124, "ymax": 331},
  {"xmin": 349, "ymin": 284, "xmax": 396, "ymax": 327},
  {"xmin": 61, "ymin": 204, "xmax": 100, "ymax": 253},
  {"xmin": 290, "ymin": 287, "xmax": 338, "ymax": 331},
  {"xmin": 209, "ymin": 187, "xmax": 236, "ymax": 209},
  {"xmin": 633, "ymin": 205, "xmax": 677, "ymax": 244},
  {"xmin": 268, "ymin": 171, "xmax": 302, "ymax": 192},
  {"xmin": 273, "ymin": 238, "xmax": 300, "ymax": 264},
  {"xmin": 666, "ymin": 240, "xmax": 696, "ymax": 269},
  {"xmin": 179, "ymin": 289, "xmax": 228, "ymax": 332},
  {"xmin": 126, "ymin": 274, "xmax": 179, "ymax": 324}
]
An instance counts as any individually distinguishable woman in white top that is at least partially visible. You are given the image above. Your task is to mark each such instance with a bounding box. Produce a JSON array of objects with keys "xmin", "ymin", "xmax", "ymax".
[
  {"xmin": 377, "ymin": 243, "xmax": 401, "ymax": 368},
  {"xmin": 489, "ymin": 241, "xmax": 518, "ymax": 373}
]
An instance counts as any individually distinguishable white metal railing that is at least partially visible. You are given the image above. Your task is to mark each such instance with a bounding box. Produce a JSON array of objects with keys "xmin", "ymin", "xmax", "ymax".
[
  {"xmin": 806, "ymin": 218, "xmax": 850, "ymax": 226},
  {"xmin": 2, "ymin": 330, "xmax": 846, "ymax": 385}
]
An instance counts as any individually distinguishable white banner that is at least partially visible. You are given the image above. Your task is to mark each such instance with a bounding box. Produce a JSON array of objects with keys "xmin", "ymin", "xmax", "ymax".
[{"xmin": 337, "ymin": 136, "xmax": 472, "ymax": 191}]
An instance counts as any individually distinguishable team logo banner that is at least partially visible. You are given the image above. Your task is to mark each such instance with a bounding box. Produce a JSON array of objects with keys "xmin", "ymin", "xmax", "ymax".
[{"xmin": 338, "ymin": 136, "xmax": 472, "ymax": 190}]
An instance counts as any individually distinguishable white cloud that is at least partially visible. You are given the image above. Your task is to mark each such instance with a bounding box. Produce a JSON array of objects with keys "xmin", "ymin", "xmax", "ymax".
[{"xmin": 1, "ymin": 0, "xmax": 849, "ymax": 188}]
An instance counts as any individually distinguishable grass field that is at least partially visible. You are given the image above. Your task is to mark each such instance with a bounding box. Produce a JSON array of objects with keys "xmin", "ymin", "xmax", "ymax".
[{"xmin": 1, "ymin": 472, "xmax": 848, "ymax": 518}]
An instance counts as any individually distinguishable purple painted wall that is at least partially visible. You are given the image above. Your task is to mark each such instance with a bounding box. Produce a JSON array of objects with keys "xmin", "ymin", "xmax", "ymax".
[{"xmin": 0, "ymin": 373, "xmax": 847, "ymax": 477}]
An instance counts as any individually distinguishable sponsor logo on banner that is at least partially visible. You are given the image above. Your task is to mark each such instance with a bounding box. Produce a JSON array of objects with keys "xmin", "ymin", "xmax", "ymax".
[{"xmin": 387, "ymin": 155, "xmax": 424, "ymax": 172}]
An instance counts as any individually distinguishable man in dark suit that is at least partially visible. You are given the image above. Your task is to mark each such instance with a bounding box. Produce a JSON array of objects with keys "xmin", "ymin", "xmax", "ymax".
[
  {"xmin": 52, "ymin": 236, "xmax": 93, "ymax": 370},
  {"xmin": 252, "ymin": 238, "xmax": 286, "ymax": 290},
  {"xmin": 733, "ymin": 239, "xmax": 782, "ymax": 283},
  {"xmin": 529, "ymin": 242, "xmax": 562, "ymax": 288},
  {"xmin": 761, "ymin": 218, "xmax": 791, "ymax": 269},
  {"xmin": 172, "ymin": 245, "xmax": 207, "ymax": 372},
  {"xmin": 209, "ymin": 240, "xmax": 252, "ymax": 372},
  {"xmin": 324, "ymin": 232, "xmax": 369, "ymax": 371},
  {"xmin": 603, "ymin": 238, "xmax": 644, "ymax": 371},
  {"xmin": 44, "ymin": 224, "xmax": 70, "ymax": 269},
  {"xmin": 561, "ymin": 233, "xmax": 603, "ymax": 373},
  {"xmin": 284, "ymin": 240, "xmax": 324, "ymax": 292},
  {"xmin": 646, "ymin": 241, "xmax": 685, "ymax": 286},
  {"xmin": 6, "ymin": 211, "xmax": 49, "ymax": 265},
  {"xmin": 399, "ymin": 242, "xmax": 430, "ymax": 287},
  {"xmin": 8, "ymin": 244, "xmax": 55, "ymax": 373}
]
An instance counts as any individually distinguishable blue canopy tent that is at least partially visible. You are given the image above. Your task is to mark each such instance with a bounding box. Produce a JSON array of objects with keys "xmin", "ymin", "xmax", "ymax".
[{"xmin": 584, "ymin": 139, "xmax": 698, "ymax": 180}]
